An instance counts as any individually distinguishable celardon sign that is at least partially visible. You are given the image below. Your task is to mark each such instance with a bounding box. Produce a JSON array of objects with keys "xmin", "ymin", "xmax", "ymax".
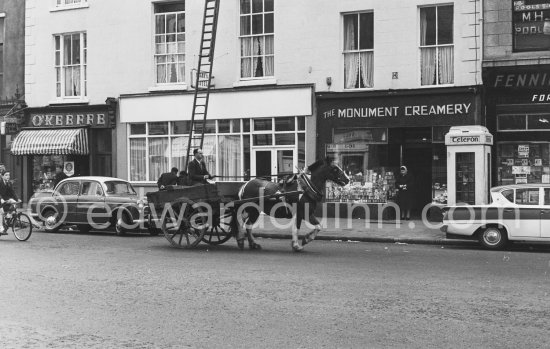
[
  {"xmin": 446, "ymin": 134, "xmax": 493, "ymax": 146},
  {"xmin": 30, "ymin": 112, "xmax": 110, "ymax": 128}
]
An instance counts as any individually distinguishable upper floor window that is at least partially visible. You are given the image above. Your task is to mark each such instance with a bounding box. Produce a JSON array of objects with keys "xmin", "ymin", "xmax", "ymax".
[
  {"xmin": 343, "ymin": 12, "xmax": 373, "ymax": 89},
  {"xmin": 239, "ymin": 0, "xmax": 274, "ymax": 79},
  {"xmin": 154, "ymin": 2, "xmax": 185, "ymax": 84},
  {"xmin": 420, "ymin": 5, "xmax": 453, "ymax": 86},
  {"xmin": 0, "ymin": 17, "xmax": 4, "ymax": 98},
  {"xmin": 55, "ymin": 32, "xmax": 87, "ymax": 98}
]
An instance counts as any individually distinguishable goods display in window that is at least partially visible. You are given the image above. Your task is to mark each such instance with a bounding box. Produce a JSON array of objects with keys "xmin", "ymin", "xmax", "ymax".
[
  {"xmin": 497, "ymin": 143, "xmax": 550, "ymax": 185},
  {"xmin": 325, "ymin": 168, "xmax": 396, "ymax": 203}
]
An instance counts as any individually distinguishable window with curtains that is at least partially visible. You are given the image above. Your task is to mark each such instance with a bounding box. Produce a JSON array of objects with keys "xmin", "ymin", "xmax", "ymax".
[
  {"xmin": 55, "ymin": 32, "xmax": 87, "ymax": 98},
  {"xmin": 419, "ymin": 5, "xmax": 454, "ymax": 86},
  {"xmin": 128, "ymin": 117, "xmax": 305, "ymax": 182},
  {"xmin": 343, "ymin": 12, "xmax": 374, "ymax": 89},
  {"xmin": 240, "ymin": 0, "xmax": 274, "ymax": 79},
  {"xmin": 154, "ymin": 2, "xmax": 186, "ymax": 84}
]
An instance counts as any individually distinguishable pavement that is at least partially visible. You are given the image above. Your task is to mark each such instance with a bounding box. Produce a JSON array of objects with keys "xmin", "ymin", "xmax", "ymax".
[{"xmin": 251, "ymin": 214, "xmax": 478, "ymax": 246}]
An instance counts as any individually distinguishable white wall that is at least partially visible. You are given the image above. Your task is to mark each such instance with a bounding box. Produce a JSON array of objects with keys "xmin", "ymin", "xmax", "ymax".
[{"xmin": 25, "ymin": 0, "xmax": 482, "ymax": 107}]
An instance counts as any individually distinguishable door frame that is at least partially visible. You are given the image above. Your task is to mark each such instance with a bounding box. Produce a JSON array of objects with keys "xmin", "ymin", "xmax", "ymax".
[{"xmin": 251, "ymin": 147, "xmax": 296, "ymax": 181}]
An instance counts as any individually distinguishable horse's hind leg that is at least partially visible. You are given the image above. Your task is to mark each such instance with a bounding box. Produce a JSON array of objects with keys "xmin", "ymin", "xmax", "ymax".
[
  {"xmin": 291, "ymin": 216, "xmax": 303, "ymax": 252},
  {"xmin": 246, "ymin": 226, "xmax": 261, "ymax": 250}
]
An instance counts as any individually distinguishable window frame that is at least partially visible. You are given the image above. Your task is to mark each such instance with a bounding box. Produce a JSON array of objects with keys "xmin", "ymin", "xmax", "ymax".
[
  {"xmin": 239, "ymin": 0, "xmax": 275, "ymax": 80},
  {"xmin": 342, "ymin": 11, "xmax": 374, "ymax": 90},
  {"xmin": 127, "ymin": 117, "xmax": 306, "ymax": 182},
  {"xmin": 419, "ymin": 4, "xmax": 454, "ymax": 87},
  {"xmin": 54, "ymin": 32, "xmax": 87, "ymax": 100},
  {"xmin": 153, "ymin": 3, "xmax": 186, "ymax": 86}
]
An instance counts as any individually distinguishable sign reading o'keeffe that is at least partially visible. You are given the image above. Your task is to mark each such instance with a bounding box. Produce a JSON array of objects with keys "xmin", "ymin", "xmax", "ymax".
[{"xmin": 30, "ymin": 113, "xmax": 109, "ymax": 128}]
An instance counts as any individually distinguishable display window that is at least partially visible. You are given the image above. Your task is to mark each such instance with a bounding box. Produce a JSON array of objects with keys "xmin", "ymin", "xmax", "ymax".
[
  {"xmin": 325, "ymin": 128, "xmax": 396, "ymax": 203},
  {"xmin": 33, "ymin": 155, "xmax": 66, "ymax": 192},
  {"xmin": 497, "ymin": 142, "xmax": 550, "ymax": 185}
]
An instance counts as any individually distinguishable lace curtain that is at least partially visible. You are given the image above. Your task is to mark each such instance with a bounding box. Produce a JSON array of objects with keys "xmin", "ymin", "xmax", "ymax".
[
  {"xmin": 438, "ymin": 46, "xmax": 454, "ymax": 84},
  {"xmin": 344, "ymin": 16, "xmax": 373, "ymax": 88},
  {"xmin": 219, "ymin": 136, "xmax": 241, "ymax": 181},
  {"xmin": 129, "ymin": 139, "xmax": 146, "ymax": 181},
  {"xmin": 149, "ymin": 138, "xmax": 169, "ymax": 181}
]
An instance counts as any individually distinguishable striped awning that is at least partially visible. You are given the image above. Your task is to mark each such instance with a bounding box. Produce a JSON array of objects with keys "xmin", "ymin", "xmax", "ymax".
[{"xmin": 11, "ymin": 128, "xmax": 89, "ymax": 155}]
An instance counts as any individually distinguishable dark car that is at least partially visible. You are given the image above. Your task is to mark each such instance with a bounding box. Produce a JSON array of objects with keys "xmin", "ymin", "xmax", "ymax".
[{"xmin": 29, "ymin": 176, "xmax": 152, "ymax": 235}]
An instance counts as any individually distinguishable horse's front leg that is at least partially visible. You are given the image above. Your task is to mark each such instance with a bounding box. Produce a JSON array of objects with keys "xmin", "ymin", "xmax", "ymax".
[
  {"xmin": 246, "ymin": 227, "xmax": 261, "ymax": 250},
  {"xmin": 301, "ymin": 214, "xmax": 321, "ymax": 246},
  {"xmin": 291, "ymin": 216, "xmax": 303, "ymax": 252}
]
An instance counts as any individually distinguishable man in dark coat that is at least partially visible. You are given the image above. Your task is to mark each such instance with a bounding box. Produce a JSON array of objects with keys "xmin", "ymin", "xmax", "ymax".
[
  {"xmin": 0, "ymin": 170, "xmax": 20, "ymax": 235},
  {"xmin": 157, "ymin": 167, "xmax": 179, "ymax": 190},
  {"xmin": 187, "ymin": 148, "xmax": 213, "ymax": 185},
  {"xmin": 52, "ymin": 165, "xmax": 68, "ymax": 188}
]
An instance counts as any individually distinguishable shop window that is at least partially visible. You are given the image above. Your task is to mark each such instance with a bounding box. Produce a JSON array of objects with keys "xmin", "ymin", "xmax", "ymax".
[
  {"xmin": 432, "ymin": 126, "xmax": 451, "ymax": 143},
  {"xmin": 545, "ymin": 189, "xmax": 550, "ymax": 205},
  {"xmin": 343, "ymin": 12, "xmax": 374, "ymax": 89},
  {"xmin": 130, "ymin": 123, "xmax": 146, "ymax": 135},
  {"xmin": 498, "ymin": 114, "xmax": 527, "ymax": 130},
  {"xmin": 231, "ymin": 119, "xmax": 241, "ymax": 132},
  {"xmin": 239, "ymin": 0, "xmax": 274, "ymax": 79},
  {"xmin": 298, "ymin": 133, "xmax": 305, "ymax": 170},
  {"xmin": 172, "ymin": 121, "xmax": 190, "ymax": 134},
  {"xmin": 275, "ymin": 117, "xmax": 295, "ymax": 131},
  {"xmin": 297, "ymin": 116, "xmax": 305, "ymax": 131},
  {"xmin": 148, "ymin": 138, "xmax": 169, "ymax": 181},
  {"xmin": 154, "ymin": 2, "xmax": 186, "ymax": 84},
  {"xmin": 218, "ymin": 120, "xmax": 230, "ymax": 133},
  {"xmin": 55, "ymin": 32, "xmax": 87, "ymax": 98},
  {"xmin": 253, "ymin": 118, "xmax": 272, "ymax": 131},
  {"xmin": 218, "ymin": 135, "xmax": 241, "ymax": 180},
  {"xmin": 149, "ymin": 122, "xmax": 169, "ymax": 135},
  {"xmin": 243, "ymin": 119, "xmax": 250, "ymax": 132},
  {"xmin": 432, "ymin": 144, "xmax": 447, "ymax": 204},
  {"xmin": 275, "ymin": 134, "xmax": 294, "ymax": 145},
  {"xmin": 527, "ymin": 114, "xmax": 550, "ymax": 130},
  {"xmin": 253, "ymin": 134, "xmax": 272, "ymax": 145},
  {"xmin": 497, "ymin": 143, "xmax": 550, "ymax": 185},
  {"xmin": 420, "ymin": 5, "xmax": 454, "ymax": 85}
]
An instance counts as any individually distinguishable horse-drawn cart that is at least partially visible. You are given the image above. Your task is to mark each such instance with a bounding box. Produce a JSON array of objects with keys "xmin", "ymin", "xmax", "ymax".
[{"xmin": 146, "ymin": 182, "xmax": 302, "ymax": 249}]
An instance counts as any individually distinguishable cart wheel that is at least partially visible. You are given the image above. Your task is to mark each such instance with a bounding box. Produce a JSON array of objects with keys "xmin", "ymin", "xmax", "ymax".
[
  {"xmin": 161, "ymin": 200, "xmax": 207, "ymax": 249},
  {"xmin": 202, "ymin": 209, "xmax": 235, "ymax": 245}
]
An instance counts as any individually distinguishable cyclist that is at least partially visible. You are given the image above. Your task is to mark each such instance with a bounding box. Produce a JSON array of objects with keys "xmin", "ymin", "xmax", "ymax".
[{"xmin": 0, "ymin": 169, "xmax": 21, "ymax": 235}]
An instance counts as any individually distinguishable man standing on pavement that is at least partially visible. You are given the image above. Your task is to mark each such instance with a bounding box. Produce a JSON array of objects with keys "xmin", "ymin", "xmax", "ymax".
[
  {"xmin": 52, "ymin": 165, "xmax": 68, "ymax": 188},
  {"xmin": 0, "ymin": 170, "xmax": 21, "ymax": 235},
  {"xmin": 187, "ymin": 148, "xmax": 213, "ymax": 185},
  {"xmin": 157, "ymin": 167, "xmax": 179, "ymax": 190}
]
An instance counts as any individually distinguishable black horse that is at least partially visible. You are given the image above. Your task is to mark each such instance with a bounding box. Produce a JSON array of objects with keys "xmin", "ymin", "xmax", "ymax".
[{"xmin": 236, "ymin": 157, "xmax": 349, "ymax": 251}]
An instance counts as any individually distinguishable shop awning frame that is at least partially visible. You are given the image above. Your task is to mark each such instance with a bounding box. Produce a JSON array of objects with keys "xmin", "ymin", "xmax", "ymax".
[{"xmin": 10, "ymin": 128, "xmax": 89, "ymax": 155}]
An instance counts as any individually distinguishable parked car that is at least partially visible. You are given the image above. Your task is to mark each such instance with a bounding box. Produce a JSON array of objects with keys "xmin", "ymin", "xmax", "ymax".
[
  {"xmin": 441, "ymin": 184, "xmax": 550, "ymax": 249},
  {"xmin": 29, "ymin": 176, "xmax": 152, "ymax": 235}
]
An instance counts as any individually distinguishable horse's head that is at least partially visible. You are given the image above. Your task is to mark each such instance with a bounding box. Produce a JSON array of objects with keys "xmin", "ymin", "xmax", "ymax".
[{"xmin": 308, "ymin": 157, "xmax": 350, "ymax": 186}]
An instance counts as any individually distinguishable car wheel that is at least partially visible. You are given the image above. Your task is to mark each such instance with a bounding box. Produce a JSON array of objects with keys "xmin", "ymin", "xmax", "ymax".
[
  {"xmin": 115, "ymin": 212, "xmax": 131, "ymax": 236},
  {"xmin": 43, "ymin": 210, "xmax": 60, "ymax": 233},
  {"xmin": 479, "ymin": 227, "xmax": 508, "ymax": 250}
]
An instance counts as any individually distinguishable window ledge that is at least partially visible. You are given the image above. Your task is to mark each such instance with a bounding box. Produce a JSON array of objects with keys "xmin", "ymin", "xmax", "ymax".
[
  {"xmin": 48, "ymin": 98, "xmax": 90, "ymax": 105},
  {"xmin": 148, "ymin": 84, "xmax": 188, "ymax": 92},
  {"xmin": 50, "ymin": 3, "xmax": 89, "ymax": 12},
  {"xmin": 419, "ymin": 84, "xmax": 455, "ymax": 88},
  {"xmin": 233, "ymin": 78, "xmax": 277, "ymax": 88}
]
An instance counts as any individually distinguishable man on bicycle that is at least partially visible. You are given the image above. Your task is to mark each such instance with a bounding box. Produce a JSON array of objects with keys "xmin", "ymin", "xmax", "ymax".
[{"xmin": 0, "ymin": 170, "xmax": 21, "ymax": 235}]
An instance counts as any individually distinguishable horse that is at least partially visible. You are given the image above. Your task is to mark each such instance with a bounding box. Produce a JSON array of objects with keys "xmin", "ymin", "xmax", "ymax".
[{"xmin": 236, "ymin": 157, "xmax": 349, "ymax": 251}]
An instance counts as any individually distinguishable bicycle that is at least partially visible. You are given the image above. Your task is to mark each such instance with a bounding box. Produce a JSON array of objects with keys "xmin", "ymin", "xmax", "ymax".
[{"xmin": 1, "ymin": 201, "xmax": 33, "ymax": 241}]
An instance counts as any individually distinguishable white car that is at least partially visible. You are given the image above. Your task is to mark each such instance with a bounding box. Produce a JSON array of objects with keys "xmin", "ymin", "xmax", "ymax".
[{"xmin": 441, "ymin": 184, "xmax": 550, "ymax": 249}]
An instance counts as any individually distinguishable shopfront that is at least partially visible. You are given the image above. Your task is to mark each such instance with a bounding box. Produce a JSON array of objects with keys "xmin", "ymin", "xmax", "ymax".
[
  {"xmin": 10, "ymin": 103, "xmax": 116, "ymax": 200},
  {"xmin": 484, "ymin": 65, "xmax": 550, "ymax": 186},
  {"xmin": 117, "ymin": 85, "xmax": 315, "ymax": 195},
  {"xmin": 316, "ymin": 86, "xmax": 482, "ymax": 217}
]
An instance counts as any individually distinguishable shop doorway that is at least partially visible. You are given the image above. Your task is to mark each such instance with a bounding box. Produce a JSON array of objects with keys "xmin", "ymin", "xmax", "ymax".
[
  {"xmin": 402, "ymin": 145, "xmax": 433, "ymax": 217},
  {"xmin": 252, "ymin": 148, "xmax": 295, "ymax": 181}
]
